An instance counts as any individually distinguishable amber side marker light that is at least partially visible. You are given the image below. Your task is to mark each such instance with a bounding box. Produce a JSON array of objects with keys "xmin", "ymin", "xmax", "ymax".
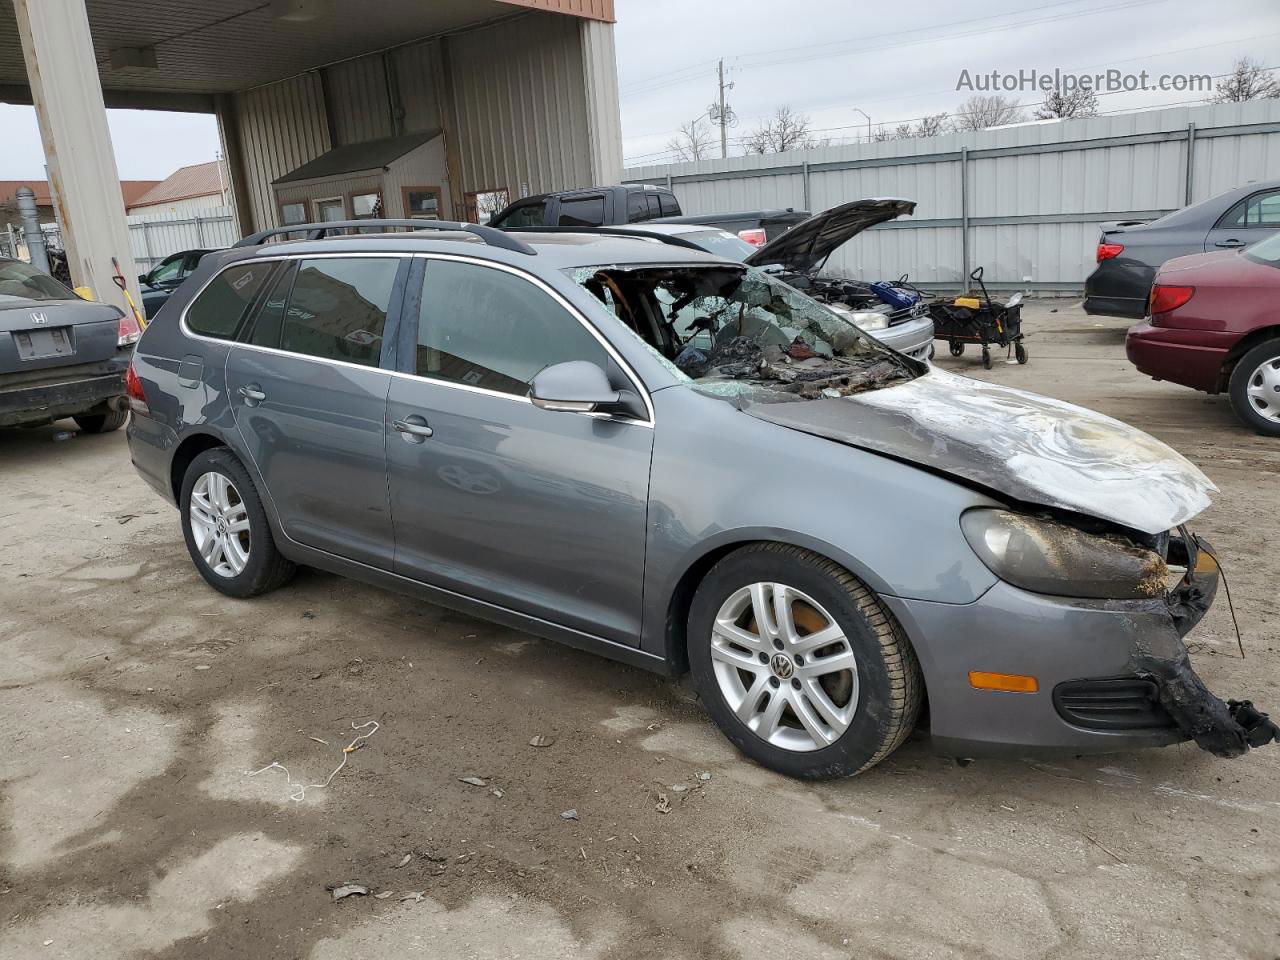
[{"xmin": 968, "ymin": 671, "xmax": 1039, "ymax": 694}]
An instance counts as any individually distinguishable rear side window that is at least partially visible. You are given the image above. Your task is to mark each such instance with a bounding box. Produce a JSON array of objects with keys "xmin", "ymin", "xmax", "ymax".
[
  {"xmin": 659, "ymin": 192, "xmax": 680, "ymax": 216},
  {"xmin": 186, "ymin": 263, "xmax": 269, "ymax": 339},
  {"xmin": 1220, "ymin": 190, "xmax": 1280, "ymax": 228},
  {"xmin": 245, "ymin": 263, "xmax": 296, "ymax": 349},
  {"xmin": 558, "ymin": 195, "xmax": 605, "ymax": 227},
  {"xmin": 277, "ymin": 258, "xmax": 400, "ymax": 366},
  {"xmin": 415, "ymin": 259, "xmax": 608, "ymax": 396}
]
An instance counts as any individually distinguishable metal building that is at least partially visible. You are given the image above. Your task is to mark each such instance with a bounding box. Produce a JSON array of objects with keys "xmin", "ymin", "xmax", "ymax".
[{"xmin": 0, "ymin": 0, "xmax": 622, "ymax": 317}]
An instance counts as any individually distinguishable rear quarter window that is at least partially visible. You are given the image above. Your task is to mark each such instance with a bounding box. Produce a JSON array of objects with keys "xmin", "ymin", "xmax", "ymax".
[
  {"xmin": 186, "ymin": 263, "xmax": 269, "ymax": 338},
  {"xmin": 659, "ymin": 193, "xmax": 680, "ymax": 216}
]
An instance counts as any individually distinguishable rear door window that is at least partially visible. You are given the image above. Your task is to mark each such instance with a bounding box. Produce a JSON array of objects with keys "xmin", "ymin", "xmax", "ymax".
[
  {"xmin": 658, "ymin": 193, "xmax": 680, "ymax": 216},
  {"xmin": 626, "ymin": 193, "xmax": 649, "ymax": 223},
  {"xmin": 186, "ymin": 262, "xmax": 270, "ymax": 339},
  {"xmin": 558, "ymin": 195, "xmax": 606, "ymax": 227},
  {"xmin": 245, "ymin": 262, "xmax": 297, "ymax": 349},
  {"xmin": 275, "ymin": 257, "xmax": 401, "ymax": 366},
  {"xmin": 494, "ymin": 201, "xmax": 548, "ymax": 227}
]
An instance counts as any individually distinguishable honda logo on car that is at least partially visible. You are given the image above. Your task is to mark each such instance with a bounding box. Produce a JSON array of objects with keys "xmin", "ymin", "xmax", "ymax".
[{"xmin": 29, "ymin": 312, "xmax": 48, "ymax": 324}]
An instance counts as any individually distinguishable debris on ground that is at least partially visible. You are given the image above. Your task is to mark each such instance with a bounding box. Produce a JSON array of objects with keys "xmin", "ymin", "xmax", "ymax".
[
  {"xmin": 561, "ymin": 808, "xmax": 579, "ymax": 820},
  {"xmin": 529, "ymin": 734, "xmax": 555, "ymax": 747},
  {"xmin": 655, "ymin": 794, "xmax": 672, "ymax": 814},
  {"xmin": 302, "ymin": 610, "xmax": 316, "ymax": 619},
  {"xmin": 697, "ymin": 772, "xmax": 712, "ymax": 781},
  {"xmin": 394, "ymin": 854, "xmax": 412, "ymax": 868},
  {"xmin": 247, "ymin": 720, "xmax": 381, "ymax": 802},
  {"xmin": 399, "ymin": 892, "xmax": 425, "ymax": 903},
  {"xmin": 115, "ymin": 514, "xmax": 138, "ymax": 524},
  {"xmin": 492, "ymin": 788, "xmax": 505, "ymax": 798},
  {"xmin": 331, "ymin": 883, "xmax": 369, "ymax": 901},
  {"xmin": 459, "ymin": 776, "xmax": 487, "ymax": 787}
]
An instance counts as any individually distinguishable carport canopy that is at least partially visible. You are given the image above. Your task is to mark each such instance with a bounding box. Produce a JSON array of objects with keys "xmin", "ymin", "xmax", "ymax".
[{"xmin": 1, "ymin": 0, "xmax": 616, "ymax": 316}]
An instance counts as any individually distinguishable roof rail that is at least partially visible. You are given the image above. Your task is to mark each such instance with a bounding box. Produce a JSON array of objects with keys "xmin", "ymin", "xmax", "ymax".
[
  {"xmin": 232, "ymin": 219, "xmax": 537, "ymax": 256},
  {"xmin": 499, "ymin": 225, "xmax": 707, "ymax": 252}
]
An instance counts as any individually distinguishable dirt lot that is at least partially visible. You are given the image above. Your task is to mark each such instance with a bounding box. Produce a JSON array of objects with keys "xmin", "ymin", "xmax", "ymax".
[{"xmin": 2, "ymin": 302, "xmax": 1278, "ymax": 960}]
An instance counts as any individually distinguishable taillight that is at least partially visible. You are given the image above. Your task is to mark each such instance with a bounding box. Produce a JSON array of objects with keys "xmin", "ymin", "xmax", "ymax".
[
  {"xmin": 1149, "ymin": 284, "xmax": 1194, "ymax": 318},
  {"xmin": 738, "ymin": 228, "xmax": 767, "ymax": 247},
  {"xmin": 125, "ymin": 359, "xmax": 150, "ymax": 416},
  {"xmin": 118, "ymin": 309, "xmax": 141, "ymax": 347},
  {"xmin": 1097, "ymin": 242, "xmax": 1124, "ymax": 262}
]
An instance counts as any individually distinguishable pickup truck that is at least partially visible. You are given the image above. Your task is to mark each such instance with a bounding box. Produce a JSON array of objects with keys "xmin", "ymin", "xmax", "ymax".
[{"xmin": 488, "ymin": 184, "xmax": 681, "ymax": 229}]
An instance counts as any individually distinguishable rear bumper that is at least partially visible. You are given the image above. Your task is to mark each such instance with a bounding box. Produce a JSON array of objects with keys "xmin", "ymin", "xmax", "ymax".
[
  {"xmin": 0, "ymin": 360, "xmax": 128, "ymax": 427},
  {"xmin": 885, "ymin": 534, "xmax": 1272, "ymax": 759},
  {"xmin": 876, "ymin": 315, "xmax": 935, "ymax": 361},
  {"xmin": 126, "ymin": 412, "xmax": 180, "ymax": 504},
  {"xmin": 1084, "ymin": 260, "xmax": 1153, "ymax": 318},
  {"xmin": 1125, "ymin": 319, "xmax": 1228, "ymax": 393}
]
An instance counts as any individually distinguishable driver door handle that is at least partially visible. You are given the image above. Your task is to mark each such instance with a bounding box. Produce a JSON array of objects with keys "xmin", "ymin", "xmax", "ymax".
[
  {"xmin": 239, "ymin": 384, "xmax": 266, "ymax": 404},
  {"xmin": 393, "ymin": 415, "xmax": 434, "ymax": 442},
  {"xmin": 1215, "ymin": 238, "xmax": 1245, "ymax": 248}
]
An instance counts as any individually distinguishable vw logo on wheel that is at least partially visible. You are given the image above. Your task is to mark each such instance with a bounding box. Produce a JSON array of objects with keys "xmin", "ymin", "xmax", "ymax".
[{"xmin": 769, "ymin": 653, "xmax": 795, "ymax": 679}]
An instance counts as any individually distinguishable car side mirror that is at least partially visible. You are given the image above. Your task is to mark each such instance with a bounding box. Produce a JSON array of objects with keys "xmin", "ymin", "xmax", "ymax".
[
  {"xmin": 138, "ymin": 273, "xmax": 150, "ymax": 287},
  {"xmin": 529, "ymin": 361, "xmax": 620, "ymax": 413}
]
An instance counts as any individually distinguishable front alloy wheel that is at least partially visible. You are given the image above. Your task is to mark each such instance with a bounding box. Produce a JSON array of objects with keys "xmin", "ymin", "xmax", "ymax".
[
  {"xmin": 710, "ymin": 583, "xmax": 858, "ymax": 752},
  {"xmin": 1229, "ymin": 340, "xmax": 1280, "ymax": 437},
  {"xmin": 688, "ymin": 543, "xmax": 923, "ymax": 779}
]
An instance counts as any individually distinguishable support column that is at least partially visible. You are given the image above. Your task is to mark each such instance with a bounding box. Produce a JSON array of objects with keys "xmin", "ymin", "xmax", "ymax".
[
  {"xmin": 215, "ymin": 93, "xmax": 255, "ymax": 238},
  {"xmin": 579, "ymin": 19, "xmax": 624, "ymax": 186},
  {"xmin": 14, "ymin": 0, "xmax": 139, "ymax": 312}
]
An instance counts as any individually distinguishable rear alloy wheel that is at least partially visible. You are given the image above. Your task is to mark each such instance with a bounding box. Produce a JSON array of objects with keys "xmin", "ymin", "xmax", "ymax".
[
  {"xmin": 180, "ymin": 448, "xmax": 295, "ymax": 598},
  {"xmin": 74, "ymin": 408, "xmax": 128, "ymax": 433},
  {"xmin": 688, "ymin": 543, "xmax": 923, "ymax": 779},
  {"xmin": 1229, "ymin": 340, "xmax": 1280, "ymax": 437}
]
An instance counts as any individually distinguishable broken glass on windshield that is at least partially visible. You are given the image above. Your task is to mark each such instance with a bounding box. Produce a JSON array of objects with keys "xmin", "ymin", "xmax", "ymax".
[{"xmin": 569, "ymin": 263, "xmax": 917, "ymax": 402}]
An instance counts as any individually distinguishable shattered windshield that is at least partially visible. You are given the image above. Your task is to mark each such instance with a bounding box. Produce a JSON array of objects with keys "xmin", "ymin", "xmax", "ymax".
[{"xmin": 567, "ymin": 262, "xmax": 917, "ymax": 402}]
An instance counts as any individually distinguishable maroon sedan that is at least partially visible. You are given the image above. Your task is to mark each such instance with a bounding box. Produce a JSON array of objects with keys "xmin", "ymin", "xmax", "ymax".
[{"xmin": 1126, "ymin": 231, "xmax": 1280, "ymax": 436}]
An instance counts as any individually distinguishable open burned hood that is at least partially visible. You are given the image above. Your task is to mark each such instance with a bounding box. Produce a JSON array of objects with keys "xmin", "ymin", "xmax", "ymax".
[
  {"xmin": 743, "ymin": 197, "xmax": 916, "ymax": 274},
  {"xmin": 744, "ymin": 368, "xmax": 1216, "ymax": 534}
]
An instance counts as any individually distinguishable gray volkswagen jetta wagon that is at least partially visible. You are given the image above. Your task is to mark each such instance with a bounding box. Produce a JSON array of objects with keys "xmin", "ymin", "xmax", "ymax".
[{"xmin": 126, "ymin": 217, "xmax": 1277, "ymax": 779}]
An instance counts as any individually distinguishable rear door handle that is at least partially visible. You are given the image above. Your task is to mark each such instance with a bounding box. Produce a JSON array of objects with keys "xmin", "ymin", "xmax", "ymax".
[
  {"xmin": 239, "ymin": 384, "xmax": 266, "ymax": 404},
  {"xmin": 392, "ymin": 415, "xmax": 434, "ymax": 442},
  {"xmin": 1215, "ymin": 238, "xmax": 1245, "ymax": 248}
]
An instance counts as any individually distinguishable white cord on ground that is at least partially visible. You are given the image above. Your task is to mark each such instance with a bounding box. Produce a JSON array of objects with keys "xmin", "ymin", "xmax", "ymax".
[{"xmin": 247, "ymin": 719, "xmax": 380, "ymax": 802}]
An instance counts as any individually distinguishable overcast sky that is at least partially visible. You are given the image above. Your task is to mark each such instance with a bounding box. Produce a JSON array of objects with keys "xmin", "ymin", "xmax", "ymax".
[{"xmin": 1, "ymin": 0, "xmax": 1277, "ymax": 181}]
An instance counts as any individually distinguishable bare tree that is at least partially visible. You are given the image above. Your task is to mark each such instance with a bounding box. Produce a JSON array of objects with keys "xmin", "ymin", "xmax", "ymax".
[
  {"xmin": 666, "ymin": 117, "xmax": 714, "ymax": 162},
  {"xmin": 1035, "ymin": 87, "xmax": 1099, "ymax": 120},
  {"xmin": 1211, "ymin": 57, "xmax": 1280, "ymax": 103},
  {"xmin": 871, "ymin": 125, "xmax": 896, "ymax": 142},
  {"xmin": 914, "ymin": 113, "xmax": 950, "ymax": 138},
  {"xmin": 953, "ymin": 95, "xmax": 1025, "ymax": 131},
  {"xmin": 743, "ymin": 106, "xmax": 818, "ymax": 154}
]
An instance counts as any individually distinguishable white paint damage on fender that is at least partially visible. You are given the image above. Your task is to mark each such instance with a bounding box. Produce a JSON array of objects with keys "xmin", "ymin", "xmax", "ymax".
[{"xmin": 748, "ymin": 368, "xmax": 1217, "ymax": 534}]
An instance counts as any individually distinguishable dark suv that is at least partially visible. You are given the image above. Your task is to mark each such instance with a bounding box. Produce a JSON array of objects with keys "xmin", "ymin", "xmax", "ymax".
[
  {"xmin": 488, "ymin": 184, "xmax": 680, "ymax": 228},
  {"xmin": 124, "ymin": 217, "xmax": 1274, "ymax": 779}
]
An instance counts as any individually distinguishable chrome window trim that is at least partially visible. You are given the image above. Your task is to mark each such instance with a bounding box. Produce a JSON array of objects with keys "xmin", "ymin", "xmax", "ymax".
[{"xmin": 177, "ymin": 251, "xmax": 655, "ymax": 427}]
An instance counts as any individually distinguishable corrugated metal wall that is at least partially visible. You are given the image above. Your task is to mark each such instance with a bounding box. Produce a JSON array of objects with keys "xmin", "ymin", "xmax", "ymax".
[
  {"xmin": 232, "ymin": 72, "xmax": 331, "ymax": 231},
  {"xmin": 446, "ymin": 13, "xmax": 593, "ymax": 202},
  {"xmin": 625, "ymin": 100, "xmax": 1280, "ymax": 291},
  {"xmin": 224, "ymin": 11, "xmax": 605, "ymax": 231}
]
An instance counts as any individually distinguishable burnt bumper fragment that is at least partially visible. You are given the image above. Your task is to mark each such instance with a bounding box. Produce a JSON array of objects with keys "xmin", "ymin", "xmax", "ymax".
[{"xmin": 1135, "ymin": 536, "xmax": 1278, "ymax": 758}]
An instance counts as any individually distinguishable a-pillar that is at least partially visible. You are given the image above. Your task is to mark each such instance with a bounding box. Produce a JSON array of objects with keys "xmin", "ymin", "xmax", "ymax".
[{"xmin": 14, "ymin": 0, "xmax": 140, "ymax": 314}]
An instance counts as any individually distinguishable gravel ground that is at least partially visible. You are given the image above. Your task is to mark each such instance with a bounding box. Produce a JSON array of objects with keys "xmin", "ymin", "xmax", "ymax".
[{"xmin": 1, "ymin": 302, "xmax": 1278, "ymax": 960}]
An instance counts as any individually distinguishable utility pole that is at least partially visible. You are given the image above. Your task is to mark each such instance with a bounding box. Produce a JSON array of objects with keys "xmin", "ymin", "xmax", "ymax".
[
  {"xmin": 708, "ymin": 59, "xmax": 736, "ymax": 158},
  {"xmin": 852, "ymin": 108, "xmax": 871, "ymax": 144}
]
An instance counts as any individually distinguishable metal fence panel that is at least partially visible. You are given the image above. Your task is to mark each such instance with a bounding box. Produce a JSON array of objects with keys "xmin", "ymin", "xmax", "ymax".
[
  {"xmin": 42, "ymin": 206, "xmax": 237, "ymax": 271},
  {"xmin": 625, "ymin": 99, "xmax": 1280, "ymax": 292}
]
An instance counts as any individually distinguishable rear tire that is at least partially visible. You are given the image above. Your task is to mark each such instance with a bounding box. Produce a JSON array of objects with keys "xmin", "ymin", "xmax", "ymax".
[
  {"xmin": 687, "ymin": 543, "xmax": 923, "ymax": 779},
  {"xmin": 1228, "ymin": 339, "xmax": 1280, "ymax": 437},
  {"xmin": 74, "ymin": 408, "xmax": 128, "ymax": 433},
  {"xmin": 180, "ymin": 447, "xmax": 296, "ymax": 598}
]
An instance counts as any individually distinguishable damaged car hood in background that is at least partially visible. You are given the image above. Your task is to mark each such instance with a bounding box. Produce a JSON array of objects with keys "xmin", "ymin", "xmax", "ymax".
[
  {"xmin": 743, "ymin": 197, "xmax": 917, "ymax": 274},
  {"xmin": 745, "ymin": 368, "xmax": 1217, "ymax": 534}
]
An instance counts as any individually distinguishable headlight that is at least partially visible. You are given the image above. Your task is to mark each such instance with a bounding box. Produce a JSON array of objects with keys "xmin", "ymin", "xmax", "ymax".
[
  {"xmin": 960, "ymin": 509, "xmax": 1167, "ymax": 599},
  {"xmin": 836, "ymin": 309, "xmax": 889, "ymax": 331}
]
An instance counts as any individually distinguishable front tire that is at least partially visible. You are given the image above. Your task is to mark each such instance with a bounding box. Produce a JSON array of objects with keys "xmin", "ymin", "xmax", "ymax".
[
  {"xmin": 1229, "ymin": 339, "xmax": 1280, "ymax": 437},
  {"xmin": 687, "ymin": 543, "xmax": 923, "ymax": 779},
  {"xmin": 74, "ymin": 408, "xmax": 128, "ymax": 433},
  {"xmin": 180, "ymin": 447, "xmax": 296, "ymax": 598}
]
